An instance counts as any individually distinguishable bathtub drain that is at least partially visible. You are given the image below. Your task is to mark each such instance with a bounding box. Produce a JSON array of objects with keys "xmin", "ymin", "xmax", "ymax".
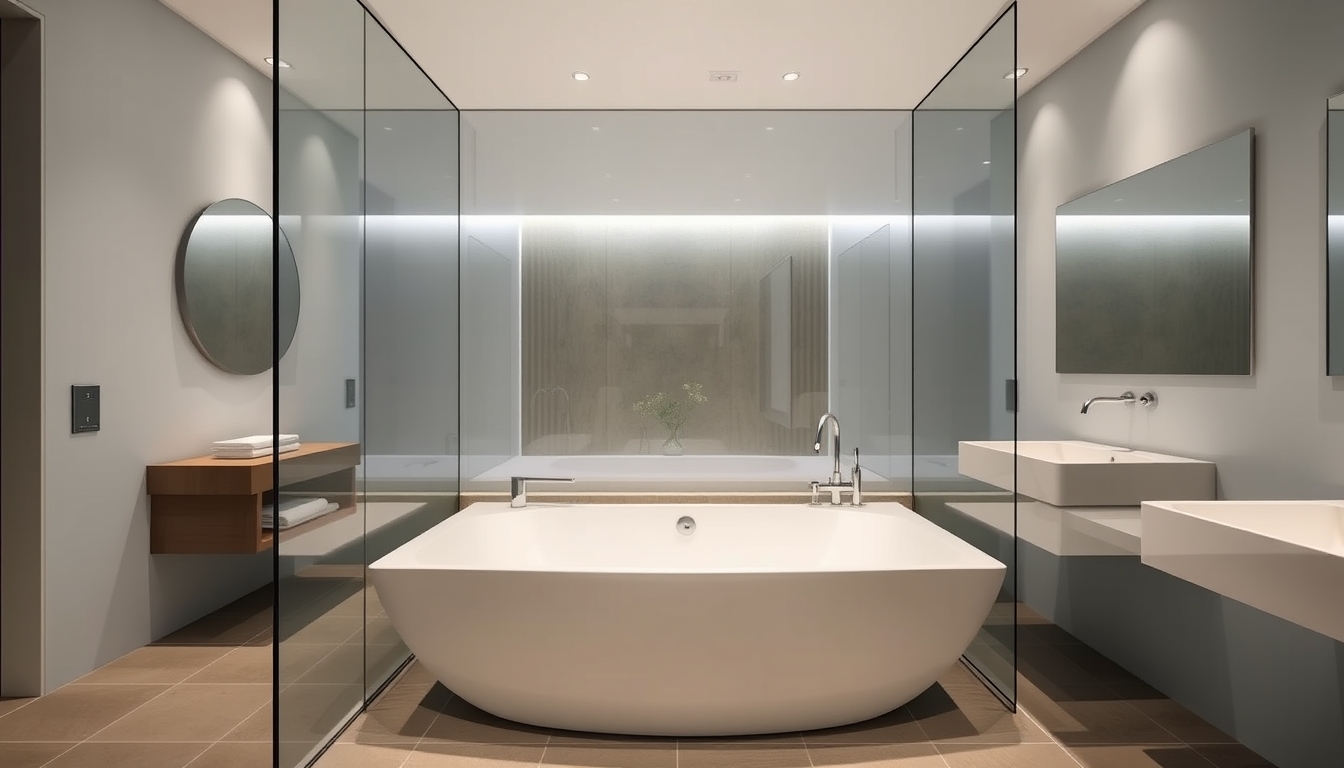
[{"xmin": 676, "ymin": 516, "xmax": 696, "ymax": 535}]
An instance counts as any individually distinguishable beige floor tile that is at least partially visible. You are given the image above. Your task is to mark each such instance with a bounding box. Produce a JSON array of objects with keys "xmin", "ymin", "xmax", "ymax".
[
  {"xmin": 909, "ymin": 684, "xmax": 1048, "ymax": 746},
  {"xmin": 222, "ymin": 701, "xmax": 271, "ymax": 742},
  {"xmin": 807, "ymin": 743, "xmax": 949, "ymax": 767},
  {"xmin": 72, "ymin": 646, "xmax": 230, "ymax": 685},
  {"xmin": 185, "ymin": 741, "xmax": 273, "ymax": 768},
  {"xmin": 275, "ymin": 683, "xmax": 364, "ymax": 747},
  {"xmin": 0, "ymin": 685, "xmax": 168, "ymax": 741},
  {"xmin": 419, "ymin": 698, "xmax": 551, "ymax": 745},
  {"xmin": 369, "ymin": 664, "xmax": 452, "ymax": 714},
  {"xmin": 1018, "ymin": 692, "xmax": 1179, "ymax": 747},
  {"xmin": 340, "ymin": 701, "xmax": 438, "ymax": 745},
  {"xmin": 678, "ymin": 743, "xmax": 811, "ymax": 768},
  {"xmin": 312, "ymin": 742, "xmax": 414, "ymax": 768},
  {"xmin": 44, "ymin": 742, "xmax": 211, "ymax": 768},
  {"xmin": 937, "ymin": 742, "xmax": 1081, "ymax": 767},
  {"xmin": 408, "ymin": 743, "xmax": 548, "ymax": 767},
  {"xmin": 541, "ymin": 743, "xmax": 676, "ymax": 768},
  {"xmin": 1124, "ymin": 700, "xmax": 1235, "ymax": 745},
  {"xmin": 277, "ymin": 643, "xmax": 344, "ymax": 683},
  {"xmin": 297, "ymin": 643, "xmax": 367, "ymax": 686},
  {"xmin": 0, "ymin": 742, "xmax": 77, "ymax": 768},
  {"xmin": 153, "ymin": 610, "xmax": 271, "ymax": 646},
  {"xmin": 185, "ymin": 645, "xmax": 275, "ymax": 684},
  {"xmin": 0, "ymin": 697, "xmax": 36, "ymax": 718},
  {"xmin": 803, "ymin": 707, "xmax": 928, "ymax": 745},
  {"xmin": 1192, "ymin": 744, "xmax": 1280, "ymax": 767},
  {"xmin": 282, "ymin": 615, "xmax": 364, "ymax": 645},
  {"xmin": 1067, "ymin": 744, "xmax": 1217, "ymax": 768},
  {"xmin": 90, "ymin": 684, "xmax": 270, "ymax": 742}
]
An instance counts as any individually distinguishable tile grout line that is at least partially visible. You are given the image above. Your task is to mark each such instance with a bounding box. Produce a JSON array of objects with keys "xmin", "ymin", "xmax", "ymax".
[{"xmin": 1013, "ymin": 700, "xmax": 1087, "ymax": 768}]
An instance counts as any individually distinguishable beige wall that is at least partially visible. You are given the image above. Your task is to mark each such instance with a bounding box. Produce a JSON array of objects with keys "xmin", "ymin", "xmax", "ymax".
[{"xmin": 521, "ymin": 217, "xmax": 827, "ymax": 455}]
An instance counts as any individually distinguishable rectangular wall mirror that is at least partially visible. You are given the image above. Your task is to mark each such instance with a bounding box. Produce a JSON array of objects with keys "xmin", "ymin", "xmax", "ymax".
[
  {"xmin": 1328, "ymin": 92, "xmax": 1344, "ymax": 375},
  {"xmin": 1056, "ymin": 129, "xmax": 1254, "ymax": 374}
]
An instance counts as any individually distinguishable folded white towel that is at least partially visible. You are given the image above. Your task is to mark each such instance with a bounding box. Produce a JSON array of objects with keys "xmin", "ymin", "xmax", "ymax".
[
  {"xmin": 213, "ymin": 442, "xmax": 301, "ymax": 459},
  {"xmin": 212, "ymin": 434, "xmax": 299, "ymax": 450},
  {"xmin": 262, "ymin": 498, "xmax": 339, "ymax": 530}
]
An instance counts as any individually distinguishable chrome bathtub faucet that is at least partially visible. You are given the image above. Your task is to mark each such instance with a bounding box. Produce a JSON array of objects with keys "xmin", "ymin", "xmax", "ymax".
[
  {"xmin": 1080, "ymin": 391, "xmax": 1158, "ymax": 414},
  {"xmin": 509, "ymin": 476, "xmax": 574, "ymax": 508},
  {"xmin": 810, "ymin": 414, "xmax": 863, "ymax": 506}
]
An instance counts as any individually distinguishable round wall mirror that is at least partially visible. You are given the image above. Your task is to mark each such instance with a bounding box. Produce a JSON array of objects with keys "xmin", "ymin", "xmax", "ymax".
[{"xmin": 176, "ymin": 199, "xmax": 299, "ymax": 375}]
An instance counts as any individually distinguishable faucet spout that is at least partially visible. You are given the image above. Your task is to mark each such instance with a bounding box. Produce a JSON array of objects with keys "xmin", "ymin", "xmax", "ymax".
[
  {"xmin": 814, "ymin": 413, "xmax": 842, "ymax": 484},
  {"xmin": 1080, "ymin": 391, "xmax": 1136, "ymax": 414}
]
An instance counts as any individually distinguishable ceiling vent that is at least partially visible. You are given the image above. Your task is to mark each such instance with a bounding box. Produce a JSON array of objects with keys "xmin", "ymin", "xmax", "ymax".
[{"xmin": 708, "ymin": 71, "xmax": 739, "ymax": 82}]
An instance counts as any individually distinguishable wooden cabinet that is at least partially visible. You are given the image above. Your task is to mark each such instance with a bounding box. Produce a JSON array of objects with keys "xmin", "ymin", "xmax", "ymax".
[{"xmin": 147, "ymin": 442, "xmax": 360, "ymax": 554}]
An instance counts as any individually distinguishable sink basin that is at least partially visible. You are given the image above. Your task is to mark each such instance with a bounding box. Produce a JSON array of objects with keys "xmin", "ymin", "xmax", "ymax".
[
  {"xmin": 1142, "ymin": 500, "xmax": 1344, "ymax": 643},
  {"xmin": 958, "ymin": 440, "xmax": 1216, "ymax": 506}
]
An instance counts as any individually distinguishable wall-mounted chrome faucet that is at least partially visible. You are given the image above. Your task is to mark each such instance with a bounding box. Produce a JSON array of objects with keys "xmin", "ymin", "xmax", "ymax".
[{"xmin": 1080, "ymin": 391, "xmax": 1158, "ymax": 414}]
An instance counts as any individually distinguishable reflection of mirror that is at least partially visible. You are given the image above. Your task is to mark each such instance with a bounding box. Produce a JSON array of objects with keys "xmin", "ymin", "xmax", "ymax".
[
  {"xmin": 1056, "ymin": 129, "xmax": 1254, "ymax": 374},
  {"xmin": 176, "ymin": 199, "xmax": 299, "ymax": 375},
  {"xmin": 760, "ymin": 256, "xmax": 792, "ymax": 428},
  {"xmin": 1328, "ymin": 93, "xmax": 1344, "ymax": 374}
]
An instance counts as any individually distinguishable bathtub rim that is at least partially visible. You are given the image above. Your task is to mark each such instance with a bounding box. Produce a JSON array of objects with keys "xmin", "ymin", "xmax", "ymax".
[{"xmin": 369, "ymin": 500, "xmax": 1008, "ymax": 576}]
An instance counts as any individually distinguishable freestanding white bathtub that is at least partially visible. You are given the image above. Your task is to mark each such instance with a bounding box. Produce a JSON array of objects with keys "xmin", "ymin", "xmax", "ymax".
[{"xmin": 369, "ymin": 501, "xmax": 1005, "ymax": 736}]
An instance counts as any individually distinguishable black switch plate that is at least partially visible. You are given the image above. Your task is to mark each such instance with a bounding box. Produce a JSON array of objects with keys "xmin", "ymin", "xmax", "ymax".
[
  {"xmin": 345, "ymin": 379, "xmax": 357, "ymax": 409},
  {"xmin": 72, "ymin": 384, "xmax": 100, "ymax": 433}
]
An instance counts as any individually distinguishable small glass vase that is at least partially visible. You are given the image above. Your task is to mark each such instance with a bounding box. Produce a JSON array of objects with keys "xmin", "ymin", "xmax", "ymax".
[{"xmin": 661, "ymin": 428, "xmax": 684, "ymax": 456}]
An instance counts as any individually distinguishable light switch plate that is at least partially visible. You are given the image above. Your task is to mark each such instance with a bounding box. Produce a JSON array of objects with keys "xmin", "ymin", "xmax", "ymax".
[
  {"xmin": 72, "ymin": 384, "xmax": 100, "ymax": 433},
  {"xmin": 345, "ymin": 379, "xmax": 357, "ymax": 409}
]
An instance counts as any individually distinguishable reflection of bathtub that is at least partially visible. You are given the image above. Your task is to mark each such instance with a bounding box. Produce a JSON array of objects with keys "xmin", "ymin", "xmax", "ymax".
[
  {"xmin": 359, "ymin": 454, "xmax": 459, "ymax": 494},
  {"xmin": 370, "ymin": 501, "xmax": 1005, "ymax": 736}
]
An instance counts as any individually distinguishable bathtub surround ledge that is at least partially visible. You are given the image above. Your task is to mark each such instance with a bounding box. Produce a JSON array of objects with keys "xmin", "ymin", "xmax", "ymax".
[{"xmin": 458, "ymin": 491, "xmax": 913, "ymax": 508}]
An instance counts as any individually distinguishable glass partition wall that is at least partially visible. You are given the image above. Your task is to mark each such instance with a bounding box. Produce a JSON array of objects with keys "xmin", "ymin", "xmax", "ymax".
[
  {"xmin": 274, "ymin": 3, "xmax": 459, "ymax": 766},
  {"xmin": 912, "ymin": 7, "xmax": 1018, "ymax": 703},
  {"xmin": 459, "ymin": 111, "xmax": 915, "ymax": 493}
]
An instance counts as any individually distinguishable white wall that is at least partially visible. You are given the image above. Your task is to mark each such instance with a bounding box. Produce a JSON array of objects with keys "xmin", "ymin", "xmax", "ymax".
[
  {"xmin": 1018, "ymin": 1, "xmax": 1344, "ymax": 764},
  {"xmin": 1020, "ymin": 0, "xmax": 1344, "ymax": 498},
  {"xmin": 27, "ymin": 0, "xmax": 276, "ymax": 689}
]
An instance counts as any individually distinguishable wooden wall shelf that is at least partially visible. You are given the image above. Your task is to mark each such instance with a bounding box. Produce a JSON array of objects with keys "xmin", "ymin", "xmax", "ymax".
[{"xmin": 147, "ymin": 442, "xmax": 360, "ymax": 554}]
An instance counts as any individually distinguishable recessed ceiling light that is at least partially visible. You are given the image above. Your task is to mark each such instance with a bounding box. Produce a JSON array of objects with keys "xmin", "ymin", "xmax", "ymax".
[
  {"xmin": 591, "ymin": 126, "xmax": 601, "ymax": 132},
  {"xmin": 782, "ymin": 72, "xmax": 800, "ymax": 81},
  {"xmin": 982, "ymin": 160, "xmax": 991, "ymax": 165},
  {"xmin": 572, "ymin": 71, "xmax": 590, "ymax": 81},
  {"xmin": 765, "ymin": 126, "xmax": 774, "ymax": 131},
  {"xmin": 611, "ymin": 198, "xmax": 620, "ymax": 203},
  {"xmin": 1004, "ymin": 68, "xmax": 1028, "ymax": 80},
  {"xmin": 265, "ymin": 57, "xmax": 291, "ymax": 69},
  {"xmin": 383, "ymin": 126, "xmax": 393, "ymax": 131},
  {"xmin": 955, "ymin": 126, "xmax": 964, "ymax": 131},
  {"xmin": 734, "ymin": 198, "xmax": 742, "ymax": 202}
]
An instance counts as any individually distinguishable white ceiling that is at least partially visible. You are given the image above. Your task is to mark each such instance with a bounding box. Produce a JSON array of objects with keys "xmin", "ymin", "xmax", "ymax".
[{"xmin": 160, "ymin": 0, "xmax": 1145, "ymax": 110}]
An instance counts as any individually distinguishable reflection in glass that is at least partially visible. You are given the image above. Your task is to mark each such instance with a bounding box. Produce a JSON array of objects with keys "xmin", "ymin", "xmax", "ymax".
[
  {"xmin": 912, "ymin": 6, "xmax": 1017, "ymax": 705},
  {"xmin": 275, "ymin": 3, "xmax": 459, "ymax": 767},
  {"xmin": 1056, "ymin": 130, "xmax": 1254, "ymax": 375},
  {"xmin": 1328, "ymin": 93, "xmax": 1344, "ymax": 374}
]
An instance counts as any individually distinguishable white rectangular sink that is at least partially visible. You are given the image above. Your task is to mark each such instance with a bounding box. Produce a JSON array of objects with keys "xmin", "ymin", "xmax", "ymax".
[
  {"xmin": 1142, "ymin": 500, "xmax": 1344, "ymax": 643},
  {"xmin": 958, "ymin": 440, "xmax": 1215, "ymax": 506}
]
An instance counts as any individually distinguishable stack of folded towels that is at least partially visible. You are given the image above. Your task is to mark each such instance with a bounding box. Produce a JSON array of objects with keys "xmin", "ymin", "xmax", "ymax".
[
  {"xmin": 211, "ymin": 434, "xmax": 300, "ymax": 459},
  {"xmin": 263, "ymin": 497, "xmax": 339, "ymax": 531}
]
